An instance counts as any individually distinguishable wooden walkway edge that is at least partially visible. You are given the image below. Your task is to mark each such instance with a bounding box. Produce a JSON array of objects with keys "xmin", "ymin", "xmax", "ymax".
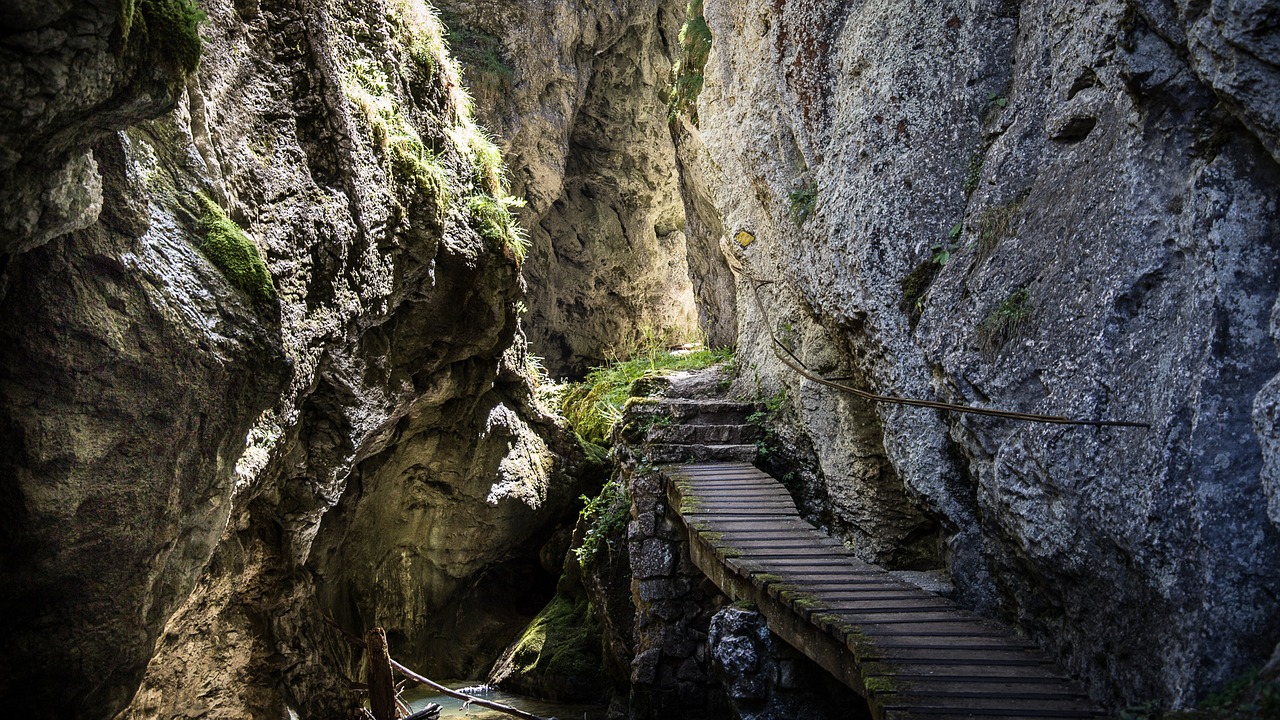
[{"xmin": 664, "ymin": 462, "xmax": 1104, "ymax": 720}]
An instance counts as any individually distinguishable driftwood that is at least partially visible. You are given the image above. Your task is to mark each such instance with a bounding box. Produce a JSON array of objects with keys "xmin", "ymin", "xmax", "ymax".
[
  {"xmin": 365, "ymin": 628, "xmax": 398, "ymax": 720},
  {"xmin": 389, "ymin": 659, "xmax": 556, "ymax": 720},
  {"xmin": 323, "ymin": 618, "xmax": 555, "ymax": 720}
]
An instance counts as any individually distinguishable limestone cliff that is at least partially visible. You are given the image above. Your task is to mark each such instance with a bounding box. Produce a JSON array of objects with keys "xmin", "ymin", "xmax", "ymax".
[
  {"xmin": 0, "ymin": 1, "xmax": 588, "ymax": 718},
  {"xmin": 685, "ymin": 0, "xmax": 1280, "ymax": 709},
  {"xmin": 435, "ymin": 0, "xmax": 716, "ymax": 375}
]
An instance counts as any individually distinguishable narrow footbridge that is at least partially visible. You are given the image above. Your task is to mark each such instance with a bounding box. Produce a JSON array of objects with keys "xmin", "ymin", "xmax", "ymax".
[{"xmin": 665, "ymin": 462, "xmax": 1104, "ymax": 720}]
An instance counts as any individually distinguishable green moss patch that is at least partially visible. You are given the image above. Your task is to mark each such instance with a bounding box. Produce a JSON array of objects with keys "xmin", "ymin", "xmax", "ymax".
[
  {"xmin": 668, "ymin": 0, "xmax": 713, "ymax": 124},
  {"xmin": 128, "ymin": 0, "xmax": 205, "ymax": 74},
  {"xmin": 496, "ymin": 594, "xmax": 607, "ymax": 701},
  {"xmin": 901, "ymin": 260, "xmax": 942, "ymax": 329},
  {"xmin": 195, "ymin": 193, "xmax": 274, "ymax": 304}
]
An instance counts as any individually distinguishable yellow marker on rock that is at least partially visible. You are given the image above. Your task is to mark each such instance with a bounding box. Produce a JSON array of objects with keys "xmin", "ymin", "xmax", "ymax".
[{"xmin": 735, "ymin": 230, "xmax": 755, "ymax": 248}]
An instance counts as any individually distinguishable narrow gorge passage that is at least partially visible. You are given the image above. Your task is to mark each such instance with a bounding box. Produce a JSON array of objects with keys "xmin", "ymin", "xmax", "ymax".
[{"xmin": 1, "ymin": 1, "xmax": 1278, "ymax": 720}]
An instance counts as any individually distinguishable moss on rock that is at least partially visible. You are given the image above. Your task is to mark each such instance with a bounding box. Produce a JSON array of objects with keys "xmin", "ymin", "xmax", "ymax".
[
  {"xmin": 195, "ymin": 193, "xmax": 275, "ymax": 304},
  {"xmin": 489, "ymin": 594, "xmax": 609, "ymax": 702},
  {"xmin": 129, "ymin": 0, "xmax": 205, "ymax": 74}
]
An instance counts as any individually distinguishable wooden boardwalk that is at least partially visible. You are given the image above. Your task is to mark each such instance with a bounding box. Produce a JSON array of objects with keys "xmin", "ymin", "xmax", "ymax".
[{"xmin": 665, "ymin": 462, "xmax": 1104, "ymax": 720}]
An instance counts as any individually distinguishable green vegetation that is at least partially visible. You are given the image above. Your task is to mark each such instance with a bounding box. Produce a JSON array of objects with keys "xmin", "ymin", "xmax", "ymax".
[
  {"xmin": 195, "ymin": 193, "xmax": 275, "ymax": 304},
  {"xmin": 124, "ymin": 0, "xmax": 205, "ymax": 74},
  {"xmin": 748, "ymin": 386, "xmax": 786, "ymax": 461},
  {"xmin": 344, "ymin": 60, "xmax": 450, "ymax": 218},
  {"xmin": 976, "ymin": 287, "xmax": 1035, "ymax": 353},
  {"xmin": 574, "ymin": 480, "xmax": 630, "ymax": 565},
  {"xmin": 963, "ymin": 152, "xmax": 984, "ymax": 196},
  {"xmin": 974, "ymin": 197, "xmax": 1024, "ymax": 261},
  {"xmin": 451, "ymin": 115, "xmax": 530, "ymax": 264},
  {"xmin": 900, "ymin": 259, "xmax": 941, "ymax": 329},
  {"xmin": 788, "ymin": 181, "xmax": 818, "ymax": 226},
  {"xmin": 439, "ymin": 10, "xmax": 513, "ymax": 106},
  {"xmin": 559, "ymin": 345, "xmax": 732, "ymax": 447},
  {"xmin": 466, "ymin": 194, "xmax": 528, "ymax": 263},
  {"xmin": 668, "ymin": 0, "xmax": 713, "ymax": 124},
  {"xmin": 504, "ymin": 594, "xmax": 602, "ymax": 679}
]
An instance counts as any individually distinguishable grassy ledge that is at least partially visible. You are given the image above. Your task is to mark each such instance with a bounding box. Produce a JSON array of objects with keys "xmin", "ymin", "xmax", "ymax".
[{"xmin": 558, "ymin": 345, "xmax": 733, "ymax": 447}]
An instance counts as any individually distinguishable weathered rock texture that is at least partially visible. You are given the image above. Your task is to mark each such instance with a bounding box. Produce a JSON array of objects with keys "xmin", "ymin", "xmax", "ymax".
[
  {"xmin": 434, "ymin": 0, "xmax": 715, "ymax": 375},
  {"xmin": 708, "ymin": 606, "xmax": 868, "ymax": 720},
  {"xmin": 0, "ymin": 1, "xmax": 586, "ymax": 718},
  {"xmin": 687, "ymin": 0, "xmax": 1280, "ymax": 709}
]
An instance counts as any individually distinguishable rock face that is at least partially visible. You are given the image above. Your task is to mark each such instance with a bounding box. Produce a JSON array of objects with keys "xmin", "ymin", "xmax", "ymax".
[
  {"xmin": 435, "ymin": 0, "xmax": 713, "ymax": 375},
  {"xmin": 0, "ymin": 1, "xmax": 586, "ymax": 718},
  {"xmin": 685, "ymin": 0, "xmax": 1280, "ymax": 709},
  {"xmin": 708, "ymin": 606, "xmax": 867, "ymax": 720}
]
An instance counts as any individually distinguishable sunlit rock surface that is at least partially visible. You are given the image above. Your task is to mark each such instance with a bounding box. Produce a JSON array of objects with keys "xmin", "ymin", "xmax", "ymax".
[
  {"xmin": 435, "ymin": 0, "xmax": 706, "ymax": 375},
  {"xmin": 688, "ymin": 0, "xmax": 1280, "ymax": 708}
]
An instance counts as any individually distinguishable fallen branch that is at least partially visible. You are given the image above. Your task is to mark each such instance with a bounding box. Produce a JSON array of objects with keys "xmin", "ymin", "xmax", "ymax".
[{"xmin": 389, "ymin": 659, "xmax": 556, "ymax": 720}]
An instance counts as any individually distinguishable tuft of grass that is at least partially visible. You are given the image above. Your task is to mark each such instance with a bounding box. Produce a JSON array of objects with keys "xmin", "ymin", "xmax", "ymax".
[
  {"xmin": 788, "ymin": 181, "xmax": 818, "ymax": 226},
  {"xmin": 976, "ymin": 287, "xmax": 1035, "ymax": 353},
  {"xmin": 195, "ymin": 193, "xmax": 275, "ymax": 304},
  {"xmin": 467, "ymin": 128, "xmax": 507, "ymax": 196},
  {"xmin": 974, "ymin": 197, "xmax": 1024, "ymax": 261},
  {"xmin": 388, "ymin": 0, "xmax": 449, "ymax": 83},
  {"xmin": 466, "ymin": 194, "xmax": 529, "ymax": 263},
  {"xmin": 438, "ymin": 10, "xmax": 513, "ymax": 107},
  {"xmin": 128, "ymin": 0, "xmax": 205, "ymax": 74},
  {"xmin": 574, "ymin": 480, "xmax": 630, "ymax": 565},
  {"xmin": 560, "ymin": 346, "xmax": 733, "ymax": 447},
  {"xmin": 668, "ymin": 0, "xmax": 713, "ymax": 124}
]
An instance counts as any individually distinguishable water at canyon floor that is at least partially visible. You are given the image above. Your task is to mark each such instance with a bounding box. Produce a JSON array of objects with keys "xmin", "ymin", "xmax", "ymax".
[{"xmin": 405, "ymin": 682, "xmax": 609, "ymax": 720}]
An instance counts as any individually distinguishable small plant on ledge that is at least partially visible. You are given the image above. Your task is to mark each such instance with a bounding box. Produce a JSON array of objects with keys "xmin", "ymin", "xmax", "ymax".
[{"xmin": 976, "ymin": 287, "xmax": 1035, "ymax": 354}]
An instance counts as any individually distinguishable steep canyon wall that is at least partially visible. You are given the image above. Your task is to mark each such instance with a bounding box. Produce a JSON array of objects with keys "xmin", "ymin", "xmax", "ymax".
[
  {"xmin": 0, "ymin": 1, "xmax": 590, "ymax": 717},
  {"xmin": 437, "ymin": 0, "xmax": 716, "ymax": 375},
  {"xmin": 687, "ymin": 0, "xmax": 1280, "ymax": 708}
]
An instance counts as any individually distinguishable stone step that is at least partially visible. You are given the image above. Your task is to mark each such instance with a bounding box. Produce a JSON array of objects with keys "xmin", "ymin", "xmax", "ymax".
[
  {"xmin": 642, "ymin": 443, "xmax": 758, "ymax": 464},
  {"xmin": 644, "ymin": 423, "xmax": 763, "ymax": 445},
  {"xmin": 628, "ymin": 398, "xmax": 761, "ymax": 426}
]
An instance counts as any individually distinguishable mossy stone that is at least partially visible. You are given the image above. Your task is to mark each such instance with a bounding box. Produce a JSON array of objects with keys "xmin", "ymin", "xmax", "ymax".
[{"xmin": 195, "ymin": 193, "xmax": 275, "ymax": 305}]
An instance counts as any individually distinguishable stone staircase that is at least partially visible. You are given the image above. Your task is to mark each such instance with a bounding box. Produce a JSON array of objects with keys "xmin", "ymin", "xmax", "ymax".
[{"xmin": 618, "ymin": 395, "xmax": 764, "ymax": 464}]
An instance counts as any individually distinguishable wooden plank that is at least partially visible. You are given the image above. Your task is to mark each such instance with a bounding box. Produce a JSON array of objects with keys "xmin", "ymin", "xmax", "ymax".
[
  {"xmin": 668, "ymin": 462, "xmax": 1100, "ymax": 719},
  {"xmin": 864, "ymin": 663, "xmax": 1071, "ymax": 681},
  {"xmin": 881, "ymin": 705, "xmax": 1100, "ymax": 719},
  {"xmin": 810, "ymin": 598, "xmax": 956, "ymax": 612}
]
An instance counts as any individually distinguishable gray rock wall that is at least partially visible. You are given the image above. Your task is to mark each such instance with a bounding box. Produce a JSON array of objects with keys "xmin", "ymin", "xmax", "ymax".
[
  {"xmin": 0, "ymin": 1, "xmax": 584, "ymax": 717},
  {"xmin": 687, "ymin": 0, "xmax": 1280, "ymax": 709}
]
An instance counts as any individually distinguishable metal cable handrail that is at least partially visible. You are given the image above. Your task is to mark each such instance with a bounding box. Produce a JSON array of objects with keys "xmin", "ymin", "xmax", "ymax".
[{"xmin": 747, "ymin": 277, "xmax": 1150, "ymax": 428}]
